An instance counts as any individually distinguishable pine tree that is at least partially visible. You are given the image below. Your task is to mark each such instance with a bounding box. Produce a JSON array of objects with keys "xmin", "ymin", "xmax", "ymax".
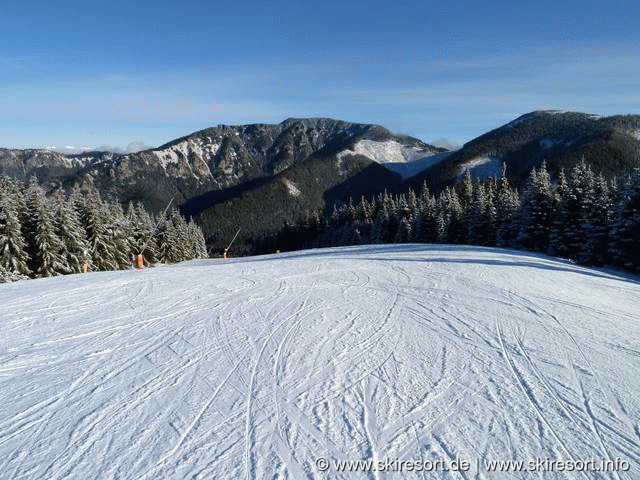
[
  {"xmin": 409, "ymin": 205, "xmax": 425, "ymax": 243},
  {"xmin": 461, "ymin": 169, "xmax": 474, "ymax": 208},
  {"xmin": 556, "ymin": 161, "xmax": 596, "ymax": 260},
  {"xmin": 394, "ymin": 217, "xmax": 411, "ymax": 243},
  {"xmin": 407, "ymin": 189, "xmax": 418, "ymax": 213},
  {"xmin": 157, "ymin": 209, "xmax": 186, "ymax": 263},
  {"xmin": 0, "ymin": 178, "xmax": 31, "ymax": 277},
  {"xmin": 25, "ymin": 177, "xmax": 68, "ymax": 277},
  {"xmin": 441, "ymin": 187, "xmax": 464, "ymax": 244},
  {"xmin": 467, "ymin": 183, "xmax": 486, "ymax": 245},
  {"xmin": 138, "ymin": 204, "xmax": 160, "ymax": 263},
  {"xmin": 495, "ymin": 173, "xmax": 520, "ymax": 248},
  {"xmin": 172, "ymin": 209, "xmax": 192, "ymax": 262},
  {"xmin": 482, "ymin": 179, "xmax": 498, "ymax": 246},
  {"xmin": 609, "ymin": 170, "xmax": 640, "ymax": 272},
  {"xmin": 582, "ymin": 174, "xmax": 612, "ymax": 266},
  {"xmin": 81, "ymin": 191, "xmax": 121, "ymax": 271},
  {"xmin": 371, "ymin": 208, "xmax": 393, "ymax": 244},
  {"xmin": 54, "ymin": 193, "xmax": 90, "ymax": 273},
  {"xmin": 188, "ymin": 219, "xmax": 208, "ymax": 258},
  {"xmin": 343, "ymin": 199, "xmax": 357, "ymax": 225},
  {"xmin": 355, "ymin": 197, "xmax": 373, "ymax": 242},
  {"xmin": 381, "ymin": 189, "xmax": 394, "ymax": 211},
  {"xmin": 548, "ymin": 169, "xmax": 569, "ymax": 256},
  {"xmin": 435, "ymin": 202, "xmax": 448, "ymax": 244},
  {"xmin": 515, "ymin": 163, "xmax": 556, "ymax": 253},
  {"xmin": 418, "ymin": 182, "xmax": 431, "ymax": 207},
  {"xmin": 107, "ymin": 201, "xmax": 134, "ymax": 269},
  {"xmin": 423, "ymin": 194, "xmax": 440, "ymax": 243},
  {"xmin": 470, "ymin": 181, "xmax": 498, "ymax": 246},
  {"xmin": 394, "ymin": 194, "xmax": 412, "ymax": 225}
]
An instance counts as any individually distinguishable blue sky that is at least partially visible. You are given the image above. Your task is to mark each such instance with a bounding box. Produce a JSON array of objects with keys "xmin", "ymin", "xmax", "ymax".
[{"xmin": 1, "ymin": 0, "xmax": 639, "ymax": 151}]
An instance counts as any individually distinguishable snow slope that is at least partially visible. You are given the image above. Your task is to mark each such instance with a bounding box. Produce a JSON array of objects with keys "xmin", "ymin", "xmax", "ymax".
[
  {"xmin": 456, "ymin": 155, "xmax": 503, "ymax": 181},
  {"xmin": 336, "ymin": 140, "xmax": 450, "ymax": 179},
  {"xmin": 1, "ymin": 245, "xmax": 639, "ymax": 479}
]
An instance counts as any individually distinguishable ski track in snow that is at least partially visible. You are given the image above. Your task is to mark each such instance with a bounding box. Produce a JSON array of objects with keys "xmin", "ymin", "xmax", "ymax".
[{"xmin": 1, "ymin": 244, "xmax": 639, "ymax": 479}]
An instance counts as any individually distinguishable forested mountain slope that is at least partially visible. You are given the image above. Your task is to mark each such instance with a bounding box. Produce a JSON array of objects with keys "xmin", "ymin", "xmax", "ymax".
[{"xmin": 406, "ymin": 111, "xmax": 640, "ymax": 190}]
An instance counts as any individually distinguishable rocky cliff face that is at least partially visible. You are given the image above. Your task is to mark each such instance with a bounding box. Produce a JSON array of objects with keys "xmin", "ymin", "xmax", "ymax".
[
  {"xmin": 0, "ymin": 149, "xmax": 115, "ymax": 182},
  {"xmin": 118, "ymin": 118, "xmax": 439, "ymax": 185}
]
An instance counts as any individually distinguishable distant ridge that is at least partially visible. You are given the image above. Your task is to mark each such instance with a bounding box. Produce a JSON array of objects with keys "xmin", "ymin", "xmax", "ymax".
[
  {"xmin": 0, "ymin": 118, "xmax": 445, "ymax": 250},
  {"xmin": 405, "ymin": 110, "xmax": 640, "ymax": 190},
  {"xmin": 2, "ymin": 111, "xmax": 639, "ymax": 252}
]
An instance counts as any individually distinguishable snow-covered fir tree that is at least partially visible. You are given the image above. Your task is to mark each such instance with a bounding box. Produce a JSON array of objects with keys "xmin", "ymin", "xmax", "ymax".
[
  {"xmin": 127, "ymin": 202, "xmax": 159, "ymax": 265},
  {"xmin": 158, "ymin": 210, "xmax": 179, "ymax": 263},
  {"xmin": 440, "ymin": 187, "xmax": 464, "ymax": 244},
  {"xmin": 394, "ymin": 217, "xmax": 411, "ymax": 243},
  {"xmin": 515, "ymin": 163, "xmax": 556, "ymax": 253},
  {"xmin": 467, "ymin": 182, "xmax": 489, "ymax": 245},
  {"xmin": 0, "ymin": 178, "xmax": 31, "ymax": 278},
  {"xmin": 25, "ymin": 177, "xmax": 68, "ymax": 277},
  {"xmin": 0, "ymin": 175, "xmax": 210, "ymax": 281},
  {"xmin": 371, "ymin": 207, "xmax": 393, "ymax": 244},
  {"xmin": 548, "ymin": 160, "xmax": 595, "ymax": 259},
  {"xmin": 494, "ymin": 172, "xmax": 520, "ymax": 247},
  {"xmin": 81, "ymin": 191, "xmax": 118, "ymax": 271},
  {"xmin": 187, "ymin": 219, "xmax": 209, "ymax": 259},
  {"xmin": 581, "ymin": 173, "xmax": 612, "ymax": 266},
  {"xmin": 415, "ymin": 194, "xmax": 439, "ymax": 243},
  {"xmin": 54, "ymin": 192, "xmax": 90, "ymax": 274},
  {"xmin": 106, "ymin": 202, "xmax": 134, "ymax": 269},
  {"xmin": 609, "ymin": 170, "xmax": 640, "ymax": 272}
]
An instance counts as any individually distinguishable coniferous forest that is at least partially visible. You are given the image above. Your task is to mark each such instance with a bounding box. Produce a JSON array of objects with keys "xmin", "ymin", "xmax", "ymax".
[
  {"xmin": 253, "ymin": 161, "xmax": 640, "ymax": 275},
  {"xmin": 3, "ymin": 159, "xmax": 640, "ymax": 282},
  {"xmin": 0, "ymin": 176, "xmax": 207, "ymax": 282}
]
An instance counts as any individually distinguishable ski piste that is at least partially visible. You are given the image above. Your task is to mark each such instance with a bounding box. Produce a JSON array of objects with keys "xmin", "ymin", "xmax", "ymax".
[{"xmin": 1, "ymin": 244, "xmax": 638, "ymax": 479}]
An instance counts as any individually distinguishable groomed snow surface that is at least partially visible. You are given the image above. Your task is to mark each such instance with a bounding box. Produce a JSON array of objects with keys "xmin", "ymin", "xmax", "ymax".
[{"xmin": 1, "ymin": 245, "xmax": 639, "ymax": 479}]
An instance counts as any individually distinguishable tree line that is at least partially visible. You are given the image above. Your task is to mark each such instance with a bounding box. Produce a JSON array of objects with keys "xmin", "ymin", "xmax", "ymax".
[
  {"xmin": 254, "ymin": 161, "xmax": 640, "ymax": 274},
  {"xmin": 0, "ymin": 176, "xmax": 207, "ymax": 282}
]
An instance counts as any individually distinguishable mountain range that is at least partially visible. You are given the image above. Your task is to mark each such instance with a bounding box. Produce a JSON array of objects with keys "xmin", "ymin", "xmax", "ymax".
[{"xmin": 1, "ymin": 111, "xmax": 639, "ymax": 253}]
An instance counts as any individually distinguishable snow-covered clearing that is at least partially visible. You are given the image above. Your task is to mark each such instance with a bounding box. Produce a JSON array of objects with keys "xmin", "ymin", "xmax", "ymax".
[
  {"xmin": 1, "ymin": 245, "xmax": 639, "ymax": 479},
  {"xmin": 457, "ymin": 155, "xmax": 503, "ymax": 181},
  {"xmin": 282, "ymin": 178, "xmax": 301, "ymax": 197},
  {"xmin": 382, "ymin": 151, "xmax": 451, "ymax": 179},
  {"xmin": 337, "ymin": 140, "xmax": 450, "ymax": 179}
]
